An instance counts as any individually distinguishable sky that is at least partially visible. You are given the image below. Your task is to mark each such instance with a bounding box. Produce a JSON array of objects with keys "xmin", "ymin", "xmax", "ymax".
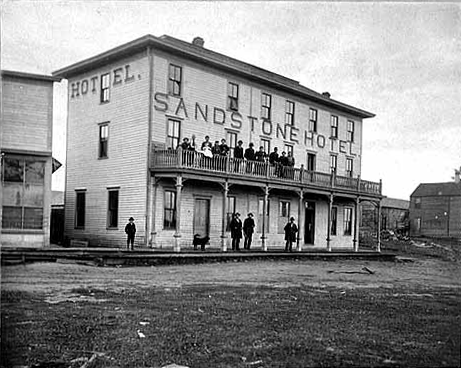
[{"xmin": 2, "ymin": 1, "xmax": 460, "ymax": 200}]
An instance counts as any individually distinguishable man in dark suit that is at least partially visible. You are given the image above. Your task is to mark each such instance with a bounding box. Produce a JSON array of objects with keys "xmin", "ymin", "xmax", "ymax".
[
  {"xmin": 284, "ymin": 217, "xmax": 298, "ymax": 252},
  {"xmin": 229, "ymin": 212, "xmax": 243, "ymax": 251},
  {"xmin": 233, "ymin": 140, "xmax": 244, "ymax": 173},
  {"xmin": 243, "ymin": 213, "xmax": 255, "ymax": 250},
  {"xmin": 244, "ymin": 143, "xmax": 255, "ymax": 174},
  {"xmin": 125, "ymin": 217, "xmax": 136, "ymax": 250}
]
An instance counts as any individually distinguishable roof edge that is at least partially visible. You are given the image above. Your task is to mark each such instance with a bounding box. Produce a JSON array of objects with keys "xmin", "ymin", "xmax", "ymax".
[{"xmin": 2, "ymin": 69, "xmax": 62, "ymax": 82}]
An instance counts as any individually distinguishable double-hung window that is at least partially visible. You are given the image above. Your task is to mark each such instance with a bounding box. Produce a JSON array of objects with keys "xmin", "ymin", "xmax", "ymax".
[
  {"xmin": 226, "ymin": 196, "xmax": 236, "ymax": 231},
  {"xmin": 107, "ymin": 189, "xmax": 119, "ymax": 228},
  {"xmin": 346, "ymin": 158, "xmax": 353, "ymax": 178},
  {"xmin": 330, "ymin": 155, "xmax": 337, "ymax": 174},
  {"xmin": 99, "ymin": 123, "xmax": 109, "ymax": 158},
  {"xmin": 261, "ymin": 93, "xmax": 272, "ymax": 120},
  {"xmin": 331, "ymin": 115, "xmax": 338, "ymax": 138},
  {"xmin": 164, "ymin": 191, "xmax": 177, "ymax": 229},
  {"xmin": 168, "ymin": 64, "xmax": 182, "ymax": 97},
  {"xmin": 344, "ymin": 207, "xmax": 352, "ymax": 235},
  {"xmin": 309, "ymin": 108, "xmax": 317, "ymax": 133},
  {"xmin": 166, "ymin": 119, "xmax": 180, "ymax": 149},
  {"xmin": 347, "ymin": 120, "xmax": 355, "ymax": 142},
  {"xmin": 100, "ymin": 73, "xmax": 110, "ymax": 103},
  {"xmin": 331, "ymin": 206, "xmax": 338, "ymax": 236},
  {"xmin": 75, "ymin": 190, "xmax": 86, "ymax": 229},
  {"xmin": 228, "ymin": 82, "xmax": 239, "ymax": 111},
  {"xmin": 285, "ymin": 100, "xmax": 295, "ymax": 125}
]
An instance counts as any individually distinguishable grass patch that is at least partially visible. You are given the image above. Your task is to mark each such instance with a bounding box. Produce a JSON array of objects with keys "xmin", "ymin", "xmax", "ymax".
[{"xmin": 2, "ymin": 285, "xmax": 460, "ymax": 367}]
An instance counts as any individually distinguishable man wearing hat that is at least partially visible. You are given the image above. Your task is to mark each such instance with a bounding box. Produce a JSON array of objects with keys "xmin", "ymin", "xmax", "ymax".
[
  {"xmin": 125, "ymin": 217, "xmax": 136, "ymax": 250},
  {"xmin": 284, "ymin": 217, "xmax": 298, "ymax": 252},
  {"xmin": 229, "ymin": 212, "xmax": 243, "ymax": 251},
  {"xmin": 243, "ymin": 213, "xmax": 255, "ymax": 250}
]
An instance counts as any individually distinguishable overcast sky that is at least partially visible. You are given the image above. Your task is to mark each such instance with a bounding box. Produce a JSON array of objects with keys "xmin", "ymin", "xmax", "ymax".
[{"xmin": 2, "ymin": 1, "xmax": 460, "ymax": 199}]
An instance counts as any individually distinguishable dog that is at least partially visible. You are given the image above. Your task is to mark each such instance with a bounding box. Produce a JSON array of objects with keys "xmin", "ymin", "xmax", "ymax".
[{"xmin": 193, "ymin": 234, "xmax": 210, "ymax": 251}]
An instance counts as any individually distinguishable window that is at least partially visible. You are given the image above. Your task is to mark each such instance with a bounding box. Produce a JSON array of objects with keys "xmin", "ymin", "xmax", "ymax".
[
  {"xmin": 228, "ymin": 82, "xmax": 239, "ymax": 111},
  {"xmin": 100, "ymin": 73, "xmax": 110, "ymax": 103},
  {"xmin": 285, "ymin": 100, "xmax": 295, "ymax": 125},
  {"xmin": 279, "ymin": 200, "xmax": 290, "ymax": 218},
  {"xmin": 99, "ymin": 123, "xmax": 109, "ymax": 158},
  {"xmin": 330, "ymin": 155, "xmax": 337, "ymax": 173},
  {"xmin": 75, "ymin": 191, "xmax": 86, "ymax": 229},
  {"xmin": 261, "ymin": 93, "xmax": 272, "ymax": 120},
  {"xmin": 284, "ymin": 144, "xmax": 293, "ymax": 156},
  {"xmin": 307, "ymin": 153, "xmax": 316, "ymax": 171},
  {"xmin": 331, "ymin": 115, "xmax": 338, "ymax": 138},
  {"xmin": 331, "ymin": 206, "xmax": 338, "ymax": 236},
  {"xmin": 347, "ymin": 120, "xmax": 355, "ymax": 142},
  {"xmin": 227, "ymin": 131, "xmax": 238, "ymax": 158},
  {"xmin": 309, "ymin": 108, "xmax": 317, "ymax": 133},
  {"xmin": 226, "ymin": 196, "xmax": 236, "ymax": 231},
  {"xmin": 164, "ymin": 190, "xmax": 176, "ymax": 229},
  {"xmin": 168, "ymin": 64, "xmax": 182, "ymax": 96},
  {"xmin": 346, "ymin": 158, "xmax": 353, "ymax": 178},
  {"xmin": 261, "ymin": 138, "xmax": 271, "ymax": 155},
  {"xmin": 2, "ymin": 156, "xmax": 45, "ymax": 230},
  {"xmin": 258, "ymin": 198, "xmax": 270, "ymax": 233},
  {"xmin": 107, "ymin": 189, "xmax": 119, "ymax": 228},
  {"xmin": 414, "ymin": 197, "xmax": 421, "ymax": 209},
  {"xmin": 166, "ymin": 118, "xmax": 180, "ymax": 149},
  {"xmin": 344, "ymin": 207, "xmax": 352, "ymax": 235}
]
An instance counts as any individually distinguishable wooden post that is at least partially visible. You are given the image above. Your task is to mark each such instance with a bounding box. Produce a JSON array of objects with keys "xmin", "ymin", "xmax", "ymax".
[
  {"xmin": 327, "ymin": 194, "xmax": 333, "ymax": 252},
  {"xmin": 174, "ymin": 175, "xmax": 183, "ymax": 252},
  {"xmin": 221, "ymin": 181, "xmax": 229, "ymax": 252},
  {"xmin": 261, "ymin": 185, "xmax": 269, "ymax": 251},
  {"xmin": 300, "ymin": 164, "xmax": 304, "ymax": 184},
  {"xmin": 150, "ymin": 179, "xmax": 158, "ymax": 248},
  {"xmin": 297, "ymin": 190, "xmax": 304, "ymax": 251},
  {"xmin": 353, "ymin": 197, "xmax": 360, "ymax": 252},
  {"xmin": 377, "ymin": 200, "xmax": 381, "ymax": 252}
]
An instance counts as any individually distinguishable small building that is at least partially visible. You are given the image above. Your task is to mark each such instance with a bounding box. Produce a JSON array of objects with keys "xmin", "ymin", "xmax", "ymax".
[
  {"xmin": 409, "ymin": 170, "xmax": 461, "ymax": 239},
  {"xmin": 361, "ymin": 197, "xmax": 409, "ymax": 237},
  {"xmin": 53, "ymin": 34, "xmax": 383, "ymax": 251},
  {"xmin": 1, "ymin": 70, "xmax": 61, "ymax": 247}
]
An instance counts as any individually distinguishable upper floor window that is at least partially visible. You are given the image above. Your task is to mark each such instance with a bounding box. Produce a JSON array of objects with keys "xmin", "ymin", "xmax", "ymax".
[
  {"xmin": 307, "ymin": 153, "xmax": 316, "ymax": 171},
  {"xmin": 168, "ymin": 64, "xmax": 182, "ymax": 97},
  {"xmin": 227, "ymin": 131, "xmax": 238, "ymax": 158},
  {"xmin": 414, "ymin": 197, "xmax": 421, "ymax": 209},
  {"xmin": 228, "ymin": 82, "xmax": 239, "ymax": 111},
  {"xmin": 309, "ymin": 108, "xmax": 317, "ymax": 133},
  {"xmin": 99, "ymin": 123, "xmax": 109, "ymax": 159},
  {"xmin": 285, "ymin": 100, "xmax": 295, "ymax": 125},
  {"xmin": 330, "ymin": 115, "xmax": 338, "ymax": 138},
  {"xmin": 261, "ymin": 138, "xmax": 271, "ymax": 155},
  {"xmin": 166, "ymin": 118, "xmax": 180, "ymax": 149},
  {"xmin": 330, "ymin": 155, "xmax": 337, "ymax": 174},
  {"xmin": 284, "ymin": 144, "xmax": 293, "ymax": 156},
  {"xmin": 107, "ymin": 189, "xmax": 119, "ymax": 228},
  {"xmin": 347, "ymin": 120, "xmax": 355, "ymax": 142},
  {"xmin": 346, "ymin": 158, "xmax": 353, "ymax": 178},
  {"xmin": 261, "ymin": 93, "xmax": 272, "ymax": 120},
  {"xmin": 100, "ymin": 73, "xmax": 110, "ymax": 103}
]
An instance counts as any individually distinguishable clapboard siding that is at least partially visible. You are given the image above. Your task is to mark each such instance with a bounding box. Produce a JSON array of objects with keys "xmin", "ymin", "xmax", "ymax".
[
  {"xmin": 64, "ymin": 52, "xmax": 150, "ymax": 247},
  {"xmin": 151, "ymin": 50, "xmax": 362, "ymax": 178},
  {"xmin": 2, "ymin": 78, "xmax": 53, "ymax": 152}
]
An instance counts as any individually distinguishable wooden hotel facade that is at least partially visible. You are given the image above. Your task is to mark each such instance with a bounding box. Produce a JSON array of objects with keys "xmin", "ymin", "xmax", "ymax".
[{"xmin": 53, "ymin": 35, "xmax": 383, "ymax": 251}]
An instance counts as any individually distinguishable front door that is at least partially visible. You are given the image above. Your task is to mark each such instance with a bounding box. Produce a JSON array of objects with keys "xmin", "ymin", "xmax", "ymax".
[
  {"xmin": 305, "ymin": 202, "xmax": 315, "ymax": 244},
  {"xmin": 194, "ymin": 198, "xmax": 210, "ymax": 237}
]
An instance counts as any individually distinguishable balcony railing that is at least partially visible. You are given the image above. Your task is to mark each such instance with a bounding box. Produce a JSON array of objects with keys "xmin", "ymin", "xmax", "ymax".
[{"xmin": 151, "ymin": 149, "xmax": 382, "ymax": 196}]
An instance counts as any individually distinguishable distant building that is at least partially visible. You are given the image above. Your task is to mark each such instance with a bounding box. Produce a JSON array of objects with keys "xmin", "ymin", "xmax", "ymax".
[
  {"xmin": 361, "ymin": 197, "xmax": 409, "ymax": 236},
  {"xmin": 409, "ymin": 169, "xmax": 461, "ymax": 238},
  {"xmin": 53, "ymin": 34, "xmax": 383, "ymax": 251},
  {"xmin": 1, "ymin": 70, "xmax": 61, "ymax": 247}
]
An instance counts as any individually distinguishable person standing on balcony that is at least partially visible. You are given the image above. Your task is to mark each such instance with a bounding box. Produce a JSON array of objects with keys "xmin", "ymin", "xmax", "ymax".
[
  {"xmin": 212, "ymin": 140, "xmax": 221, "ymax": 170},
  {"xmin": 244, "ymin": 142, "xmax": 255, "ymax": 174},
  {"xmin": 269, "ymin": 147, "xmax": 279, "ymax": 177},
  {"xmin": 178, "ymin": 137, "xmax": 192, "ymax": 166},
  {"xmin": 219, "ymin": 139, "xmax": 229, "ymax": 156},
  {"xmin": 280, "ymin": 151, "xmax": 288, "ymax": 178},
  {"xmin": 284, "ymin": 217, "xmax": 298, "ymax": 252},
  {"xmin": 233, "ymin": 140, "xmax": 244, "ymax": 173},
  {"xmin": 243, "ymin": 213, "xmax": 255, "ymax": 250},
  {"xmin": 201, "ymin": 135, "xmax": 213, "ymax": 169},
  {"xmin": 230, "ymin": 212, "xmax": 243, "ymax": 251},
  {"xmin": 201, "ymin": 135, "xmax": 212, "ymax": 150},
  {"xmin": 255, "ymin": 146, "xmax": 267, "ymax": 176},
  {"xmin": 125, "ymin": 217, "xmax": 136, "ymax": 251},
  {"xmin": 287, "ymin": 151, "xmax": 295, "ymax": 179}
]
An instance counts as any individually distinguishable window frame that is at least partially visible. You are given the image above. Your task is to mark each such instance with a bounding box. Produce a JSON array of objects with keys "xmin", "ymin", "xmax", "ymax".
[
  {"xmin": 163, "ymin": 190, "xmax": 177, "ymax": 230},
  {"xmin": 344, "ymin": 207, "xmax": 353, "ymax": 236},
  {"xmin": 226, "ymin": 196, "xmax": 236, "ymax": 231},
  {"xmin": 331, "ymin": 206, "xmax": 338, "ymax": 236},
  {"xmin": 279, "ymin": 200, "xmax": 290, "ymax": 218},
  {"xmin": 346, "ymin": 158, "xmax": 353, "ymax": 178},
  {"xmin": 307, "ymin": 152, "xmax": 316, "ymax": 171},
  {"xmin": 261, "ymin": 93, "xmax": 272, "ymax": 120},
  {"xmin": 98, "ymin": 122, "xmax": 109, "ymax": 159},
  {"xmin": 75, "ymin": 190, "xmax": 86, "ymax": 229},
  {"xmin": 168, "ymin": 64, "xmax": 182, "ymax": 97},
  {"xmin": 347, "ymin": 120, "xmax": 355, "ymax": 142},
  {"xmin": 107, "ymin": 189, "xmax": 119, "ymax": 229},
  {"xmin": 330, "ymin": 115, "xmax": 338, "ymax": 138},
  {"xmin": 226, "ymin": 131, "xmax": 238, "ymax": 158},
  {"xmin": 284, "ymin": 144, "xmax": 293, "ymax": 156},
  {"xmin": 285, "ymin": 100, "xmax": 295, "ymax": 126},
  {"xmin": 330, "ymin": 154, "xmax": 338, "ymax": 174},
  {"xmin": 261, "ymin": 138, "xmax": 271, "ymax": 155},
  {"xmin": 227, "ymin": 82, "xmax": 239, "ymax": 111},
  {"xmin": 100, "ymin": 73, "xmax": 110, "ymax": 103},
  {"xmin": 309, "ymin": 108, "xmax": 318, "ymax": 133},
  {"xmin": 166, "ymin": 118, "xmax": 181, "ymax": 149}
]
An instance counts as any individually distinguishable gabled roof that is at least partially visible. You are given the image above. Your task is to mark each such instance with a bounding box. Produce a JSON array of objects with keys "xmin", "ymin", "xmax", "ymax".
[
  {"xmin": 381, "ymin": 197, "xmax": 409, "ymax": 209},
  {"xmin": 411, "ymin": 182, "xmax": 461, "ymax": 198},
  {"xmin": 2, "ymin": 70, "xmax": 61, "ymax": 82},
  {"xmin": 52, "ymin": 34, "xmax": 375, "ymax": 119}
]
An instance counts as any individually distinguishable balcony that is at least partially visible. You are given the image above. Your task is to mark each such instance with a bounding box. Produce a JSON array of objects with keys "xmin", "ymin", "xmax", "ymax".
[{"xmin": 151, "ymin": 149, "xmax": 382, "ymax": 197}]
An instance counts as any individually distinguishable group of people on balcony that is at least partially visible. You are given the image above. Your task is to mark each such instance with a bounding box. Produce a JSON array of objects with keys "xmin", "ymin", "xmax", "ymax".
[{"xmin": 177, "ymin": 135, "xmax": 296, "ymax": 178}]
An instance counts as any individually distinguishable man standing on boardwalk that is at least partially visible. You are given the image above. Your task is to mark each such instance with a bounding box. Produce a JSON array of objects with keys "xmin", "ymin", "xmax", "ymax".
[
  {"xmin": 125, "ymin": 217, "xmax": 136, "ymax": 251},
  {"xmin": 243, "ymin": 213, "xmax": 255, "ymax": 250},
  {"xmin": 284, "ymin": 217, "xmax": 298, "ymax": 252},
  {"xmin": 230, "ymin": 212, "xmax": 243, "ymax": 251}
]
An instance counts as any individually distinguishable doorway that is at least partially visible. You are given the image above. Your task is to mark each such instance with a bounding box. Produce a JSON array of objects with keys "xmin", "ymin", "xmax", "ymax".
[
  {"xmin": 305, "ymin": 201, "xmax": 315, "ymax": 244},
  {"xmin": 194, "ymin": 198, "xmax": 210, "ymax": 237}
]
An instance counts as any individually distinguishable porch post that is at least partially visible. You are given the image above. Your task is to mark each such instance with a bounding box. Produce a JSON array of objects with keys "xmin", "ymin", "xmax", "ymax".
[
  {"xmin": 221, "ymin": 180, "xmax": 229, "ymax": 252},
  {"xmin": 377, "ymin": 200, "xmax": 381, "ymax": 252},
  {"xmin": 297, "ymin": 190, "xmax": 304, "ymax": 251},
  {"xmin": 150, "ymin": 179, "xmax": 158, "ymax": 248},
  {"xmin": 353, "ymin": 197, "xmax": 360, "ymax": 252},
  {"xmin": 174, "ymin": 175, "xmax": 183, "ymax": 252},
  {"xmin": 327, "ymin": 194, "xmax": 333, "ymax": 252},
  {"xmin": 261, "ymin": 185, "xmax": 269, "ymax": 251}
]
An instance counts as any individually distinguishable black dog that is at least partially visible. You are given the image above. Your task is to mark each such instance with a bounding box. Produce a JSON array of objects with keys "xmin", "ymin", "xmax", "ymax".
[{"xmin": 193, "ymin": 234, "xmax": 210, "ymax": 251}]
